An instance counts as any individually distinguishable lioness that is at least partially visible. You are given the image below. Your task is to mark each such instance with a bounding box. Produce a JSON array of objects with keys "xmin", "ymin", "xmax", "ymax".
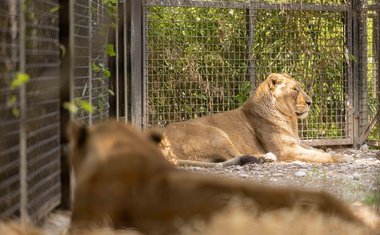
[
  {"xmin": 67, "ymin": 120, "xmax": 363, "ymax": 235},
  {"xmin": 161, "ymin": 73, "xmax": 353, "ymax": 167}
]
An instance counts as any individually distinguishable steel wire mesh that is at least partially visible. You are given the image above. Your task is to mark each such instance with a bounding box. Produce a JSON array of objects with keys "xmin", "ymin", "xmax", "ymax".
[
  {"xmin": 363, "ymin": 3, "xmax": 380, "ymax": 144},
  {"xmin": 24, "ymin": 0, "xmax": 61, "ymax": 221},
  {"xmin": 0, "ymin": 0, "xmax": 21, "ymax": 220},
  {"xmin": 144, "ymin": 0, "xmax": 353, "ymax": 146},
  {"xmin": 73, "ymin": 0, "xmax": 92, "ymax": 126},
  {"xmin": 91, "ymin": 0, "xmax": 110, "ymax": 124}
]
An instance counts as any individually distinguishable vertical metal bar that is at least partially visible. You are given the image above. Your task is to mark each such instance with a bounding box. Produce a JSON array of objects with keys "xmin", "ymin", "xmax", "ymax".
[
  {"xmin": 141, "ymin": 0, "xmax": 147, "ymax": 128},
  {"xmin": 246, "ymin": 5, "xmax": 256, "ymax": 93},
  {"xmin": 19, "ymin": 0, "xmax": 29, "ymax": 223},
  {"xmin": 115, "ymin": 8, "xmax": 120, "ymax": 120},
  {"xmin": 359, "ymin": 0, "xmax": 368, "ymax": 145},
  {"xmin": 88, "ymin": 0, "xmax": 93, "ymax": 126},
  {"xmin": 352, "ymin": 0, "xmax": 361, "ymax": 147},
  {"xmin": 123, "ymin": 0, "xmax": 128, "ymax": 123},
  {"xmin": 126, "ymin": 0, "xmax": 143, "ymax": 129},
  {"xmin": 345, "ymin": 2, "xmax": 354, "ymax": 145}
]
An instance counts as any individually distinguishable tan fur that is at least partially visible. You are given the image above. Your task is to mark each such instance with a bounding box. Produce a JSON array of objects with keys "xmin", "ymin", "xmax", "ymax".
[
  {"xmin": 67, "ymin": 120, "xmax": 367, "ymax": 235},
  {"xmin": 1, "ymin": 205, "xmax": 378, "ymax": 235},
  {"xmin": 161, "ymin": 73, "xmax": 353, "ymax": 167}
]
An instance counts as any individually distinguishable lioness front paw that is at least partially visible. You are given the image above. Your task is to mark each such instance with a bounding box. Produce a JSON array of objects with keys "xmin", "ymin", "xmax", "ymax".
[
  {"xmin": 258, "ymin": 152, "xmax": 277, "ymax": 163},
  {"xmin": 332, "ymin": 154, "xmax": 355, "ymax": 163}
]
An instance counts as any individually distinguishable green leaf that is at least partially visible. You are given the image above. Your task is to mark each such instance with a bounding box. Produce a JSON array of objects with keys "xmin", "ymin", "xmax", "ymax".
[
  {"xmin": 11, "ymin": 72, "xmax": 30, "ymax": 90},
  {"xmin": 92, "ymin": 63, "xmax": 99, "ymax": 71},
  {"xmin": 103, "ymin": 69, "xmax": 111, "ymax": 78},
  {"xmin": 107, "ymin": 89, "xmax": 115, "ymax": 96},
  {"xmin": 106, "ymin": 44, "xmax": 116, "ymax": 57},
  {"xmin": 12, "ymin": 106, "xmax": 20, "ymax": 117},
  {"xmin": 76, "ymin": 100, "xmax": 95, "ymax": 113},
  {"xmin": 10, "ymin": 95, "xmax": 17, "ymax": 104},
  {"xmin": 63, "ymin": 102, "xmax": 78, "ymax": 114},
  {"xmin": 59, "ymin": 44, "xmax": 66, "ymax": 58},
  {"xmin": 49, "ymin": 5, "xmax": 60, "ymax": 13}
]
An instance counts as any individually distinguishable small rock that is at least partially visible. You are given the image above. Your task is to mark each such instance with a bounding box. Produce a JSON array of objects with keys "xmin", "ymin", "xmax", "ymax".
[
  {"xmin": 215, "ymin": 163, "xmax": 223, "ymax": 170},
  {"xmin": 353, "ymin": 173, "xmax": 361, "ymax": 180},
  {"xmin": 272, "ymin": 173, "xmax": 284, "ymax": 177},
  {"xmin": 326, "ymin": 148, "xmax": 332, "ymax": 152},
  {"xmin": 360, "ymin": 144, "xmax": 369, "ymax": 151},
  {"xmin": 295, "ymin": 171, "xmax": 306, "ymax": 177},
  {"xmin": 293, "ymin": 161, "xmax": 307, "ymax": 167},
  {"xmin": 240, "ymin": 174, "xmax": 249, "ymax": 178}
]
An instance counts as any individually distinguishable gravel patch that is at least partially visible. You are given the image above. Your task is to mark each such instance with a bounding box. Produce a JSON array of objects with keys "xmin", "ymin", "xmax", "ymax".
[{"xmin": 179, "ymin": 148, "xmax": 380, "ymax": 205}]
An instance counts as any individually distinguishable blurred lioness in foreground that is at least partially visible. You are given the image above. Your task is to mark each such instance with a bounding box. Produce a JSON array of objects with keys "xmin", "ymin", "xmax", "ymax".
[{"xmin": 63, "ymin": 120, "xmax": 377, "ymax": 235}]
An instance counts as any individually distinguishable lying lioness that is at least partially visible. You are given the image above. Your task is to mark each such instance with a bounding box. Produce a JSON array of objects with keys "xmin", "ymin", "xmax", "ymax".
[
  {"xmin": 67, "ymin": 120, "xmax": 364, "ymax": 235},
  {"xmin": 161, "ymin": 73, "xmax": 353, "ymax": 167}
]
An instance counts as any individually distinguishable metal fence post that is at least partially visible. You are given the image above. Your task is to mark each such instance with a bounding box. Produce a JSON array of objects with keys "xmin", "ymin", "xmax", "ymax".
[
  {"xmin": 352, "ymin": 0, "xmax": 362, "ymax": 147},
  {"xmin": 246, "ymin": 6, "xmax": 256, "ymax": 93},
  {"xmin": 126, "ymin": 0, "xmax": 144, "ymax": 129},
  {"xmin": 19, "ymin": 0, "xmax": 29, "ymax": 223}
]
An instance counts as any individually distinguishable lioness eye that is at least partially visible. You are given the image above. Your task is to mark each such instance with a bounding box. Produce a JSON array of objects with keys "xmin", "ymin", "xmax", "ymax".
[{"xmin": 293, "ymin": 88, "xmax": 299, "ymax": 93}]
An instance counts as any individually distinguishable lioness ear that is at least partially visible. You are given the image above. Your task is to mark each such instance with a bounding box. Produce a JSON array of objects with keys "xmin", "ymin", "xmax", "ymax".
[
  {"xmin": 67, "ymin": 121, "xmax": 88, "ymax": 148},
  {"xmin": 268, "ymin": 73, "xmax": 283, "ymax": 91},
  {"xmin": 145, "ymin": 128, "xmax": 163, "ymax": 144}
]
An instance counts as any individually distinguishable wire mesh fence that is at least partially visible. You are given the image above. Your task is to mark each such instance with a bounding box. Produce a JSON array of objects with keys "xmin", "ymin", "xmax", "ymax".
[
  {"xmin": 72, "ymin": 0, "xmax": 111, "ymax": 126},
  {"xmin": 0, "ymin": 0, "xmax": 21, "ymax": 219},
  {"xmin": 362, "ymin": 1, "xmax": 380, "ymax": 145},
  {"xmin": 0, "ymin": 0, "xmax": 61, "ymax": 221},
  {"xmin": 24, "ymin": 0, "xmax": 61, "ymax": 221},
  {"xmin": 0, "ymin": 0, "xmax": 111, "ymax": 222},
  {"xmin": 73, "ymin": 0, "xmax": 92, "ymax": 126},
  {"xmin": 144, "ymin": 0, "xmax": 356, "ymax": 146}
]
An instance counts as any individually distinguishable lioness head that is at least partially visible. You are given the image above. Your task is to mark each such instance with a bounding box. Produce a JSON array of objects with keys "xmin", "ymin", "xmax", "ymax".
[
  {"xmin": 267, "ymin": 73, "xmax": 312, "ymax": 119},
  {"xmin": 67, "ymin": 120, "xmax": 167, "ymax": 175}
]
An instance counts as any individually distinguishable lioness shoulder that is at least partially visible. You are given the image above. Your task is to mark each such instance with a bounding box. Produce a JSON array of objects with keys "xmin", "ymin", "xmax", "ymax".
[{"xmin": 161, "ymin": 73, "xmax": 353, "ymax": 167}]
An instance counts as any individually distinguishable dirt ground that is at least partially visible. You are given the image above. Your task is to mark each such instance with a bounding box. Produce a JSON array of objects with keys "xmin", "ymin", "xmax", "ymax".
[{"xmin": 42, "ymin": 148, "xmax": 380, "ymax": 235}]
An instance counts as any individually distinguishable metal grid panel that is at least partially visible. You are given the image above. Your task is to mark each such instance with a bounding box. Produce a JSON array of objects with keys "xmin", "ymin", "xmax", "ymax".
[
  {"xmin": 0, "ymin": 0, "xmax": 21, "ymax": 219},
  {"xmin": 146, "ymin": 6, "xmax": 250, "ymax": 127},
  {"xmin": 91, "ymin": 0, "xmax": 110, "ymax": 124},
  {"xmin": 251, "ymin": 7, "xmax": 352, "ymax": 145},
  {"xmin": 24, "ymin": 0, "xmax": 61, "ymax": 221},
  {"xmin": 364, "ymin": 4, "xmax": 380, "ymax": 143},
  {"xmin": 144, "ymin": 0, "xmax": 353, "ymax": 146},
  {"xmin": 73, "ymin": 0, "xmax": 92, "ymax": 126}
]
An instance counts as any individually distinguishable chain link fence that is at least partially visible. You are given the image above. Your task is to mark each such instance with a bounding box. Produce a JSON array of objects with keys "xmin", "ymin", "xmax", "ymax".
[
  {"xmin": 0, "ymin": 0, "xmax": 61, "ymax": 222},
  {"xmin": 0, "ymin": 0, "xmax": 111, "ymax": 222},
  {"xmin": 144, "ymin": 0, "xmax": 379, "ymax": 147},
  {"xmin": 362, "ymin": 0, "xmax": 380, "ymax": 145}
]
